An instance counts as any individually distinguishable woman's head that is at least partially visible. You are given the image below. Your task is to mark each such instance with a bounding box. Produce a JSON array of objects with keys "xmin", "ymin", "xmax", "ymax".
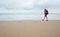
[{"xmin": 44, "ymin": 9, "xmax": 46, "ymax": 10}]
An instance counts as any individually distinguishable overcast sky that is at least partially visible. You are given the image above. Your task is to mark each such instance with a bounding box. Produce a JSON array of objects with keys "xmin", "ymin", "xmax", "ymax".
[{"xmin": 0, "ymin": 0, "xmax": 60, "ymax": 13}]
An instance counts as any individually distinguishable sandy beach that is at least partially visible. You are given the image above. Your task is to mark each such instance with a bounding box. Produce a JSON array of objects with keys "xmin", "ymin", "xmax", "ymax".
[{"xmin": 0, "ymin": 20, "xmax": 60, "ymax": 37}]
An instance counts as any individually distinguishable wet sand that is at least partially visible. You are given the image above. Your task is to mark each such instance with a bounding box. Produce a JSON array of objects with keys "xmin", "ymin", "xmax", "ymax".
[{"xmin": 0, "ymin": 20, "xmax": 60, "ymax": 37}]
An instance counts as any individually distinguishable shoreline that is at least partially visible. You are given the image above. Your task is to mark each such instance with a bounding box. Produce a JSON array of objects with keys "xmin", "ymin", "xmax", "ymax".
[{"xmin": 0, "ymin": 20, "xmax": 60, "ymax": 21}]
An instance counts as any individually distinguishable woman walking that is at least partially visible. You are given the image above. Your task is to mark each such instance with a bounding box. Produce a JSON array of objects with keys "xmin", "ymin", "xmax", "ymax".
[{"xmin": 42, "ymin": 9, "xmax": 48, "ymax": 21}]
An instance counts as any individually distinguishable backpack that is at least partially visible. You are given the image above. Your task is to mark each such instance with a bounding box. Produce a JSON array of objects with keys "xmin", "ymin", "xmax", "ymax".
[{"xmin": 45, "ymin": 9, "xmax": 48, "ymax": 15}]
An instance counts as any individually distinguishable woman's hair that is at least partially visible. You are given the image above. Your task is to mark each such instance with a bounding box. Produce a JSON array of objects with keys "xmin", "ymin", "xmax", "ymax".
[{"xmin": 44, "ymin": 9, "xmax": 46, "ymax": 10}]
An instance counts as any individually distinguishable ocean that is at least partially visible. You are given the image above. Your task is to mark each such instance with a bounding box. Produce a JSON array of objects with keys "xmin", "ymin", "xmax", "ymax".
[{"xmin": 0, "ymin": 13, "xmax": 60, "ymax": 21}]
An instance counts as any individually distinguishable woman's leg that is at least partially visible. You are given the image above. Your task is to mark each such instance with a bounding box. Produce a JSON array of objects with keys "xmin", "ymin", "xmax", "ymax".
[
  {"xmin": 46, "ymin": 15, "xmax": 48, "ymax": 21},
  {"xmin": 42, "ymin": 15, "xmax": 45, "ymax": 21}
]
